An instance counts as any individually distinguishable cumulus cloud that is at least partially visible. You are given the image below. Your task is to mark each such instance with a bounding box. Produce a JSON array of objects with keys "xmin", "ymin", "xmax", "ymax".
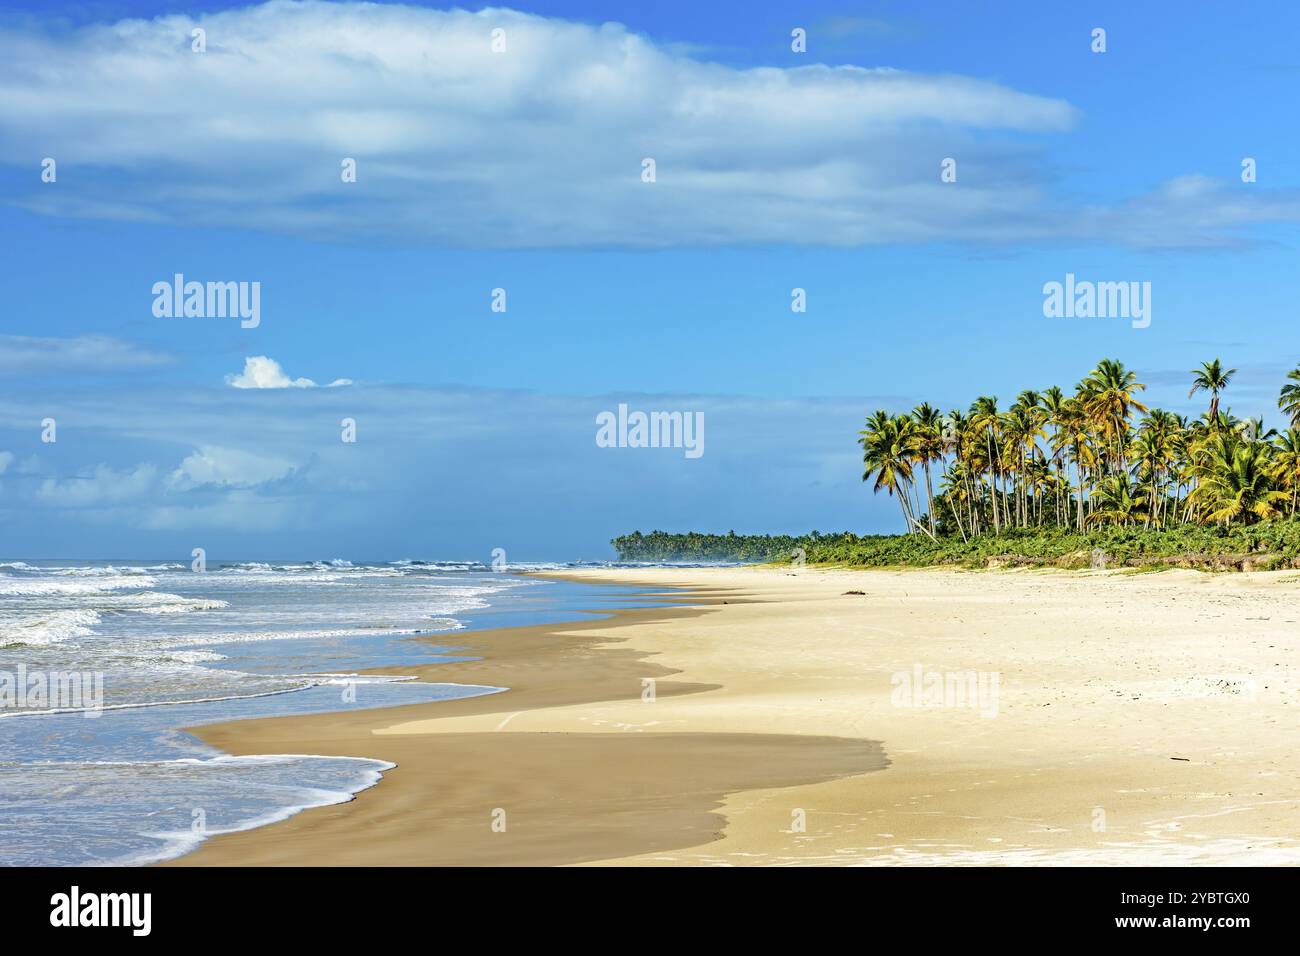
[
  {"xmin": 0, "ymin": 0, "xmax": 1150, "ymax": 248},
  {"xmin": 26, "ymin": 445, "xmax": 304, "ymax": 531},
  {"xmin": 226, "ymin": 356, "xmax": 352, "ymax": 389},
  {"xmin": 3, "ymin": 2, "xmax": 1291, "ymax": 248},
  {"xmin": 169, "ymin": 445, "xmax": 296, "ymax": 489},
  {"xmin": 0, "ymin": 335, "xmax": 172, "ymax": 377},
  {"xmin": 37, "ymin": 463, "xmax": 160, "ymax": 507}
]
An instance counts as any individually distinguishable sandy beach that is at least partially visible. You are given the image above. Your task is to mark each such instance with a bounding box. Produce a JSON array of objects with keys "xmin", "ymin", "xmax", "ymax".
[{"xmin": 171, "ymin": 566, "xmax": 1300, "ymax": 866}]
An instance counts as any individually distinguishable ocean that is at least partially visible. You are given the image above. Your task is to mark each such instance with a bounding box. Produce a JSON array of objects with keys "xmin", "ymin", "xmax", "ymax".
[{"xmin": 0, "ymin": 559, "xmax": 665, "ymax": 866}]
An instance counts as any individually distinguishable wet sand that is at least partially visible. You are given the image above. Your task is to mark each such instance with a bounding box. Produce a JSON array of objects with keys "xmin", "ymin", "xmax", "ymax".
[{"xmin": 172, "ymin": 567, "xmax": 1300, "ymax": 866}]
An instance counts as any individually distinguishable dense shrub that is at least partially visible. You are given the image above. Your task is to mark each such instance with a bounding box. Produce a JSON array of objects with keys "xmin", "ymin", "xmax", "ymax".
[{"xmin": 611, "ymin": 522, "xmax": 1300, "ymax": 570}]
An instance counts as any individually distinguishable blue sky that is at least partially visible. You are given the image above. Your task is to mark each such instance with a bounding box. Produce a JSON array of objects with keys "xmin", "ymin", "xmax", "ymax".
[{"xmin": 2, "ymin": 0, "xmax": 1299, "ymax": 559}]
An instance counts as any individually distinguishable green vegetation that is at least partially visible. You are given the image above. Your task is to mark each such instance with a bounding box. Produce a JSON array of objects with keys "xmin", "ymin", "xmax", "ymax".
[
  {"xmin": 860, "ymin": 357, "xmax": 1300, "ymax": 540},
  {"xmin": 610, "ymin": 524, "xmax": 1300, "ymax": 570},
  {"xmin": 612, "ymin": 357, "xmax": 1300, "ymax": 571},
  {"xmin": 612, "ymin": 530, "xmax": 809, "ymax": 563}
]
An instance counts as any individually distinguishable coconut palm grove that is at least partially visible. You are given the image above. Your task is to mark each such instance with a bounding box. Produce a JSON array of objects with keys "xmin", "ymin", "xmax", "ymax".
[
  {"xmin": 613, "ymin": 358, "xmax": 1300, "ymax": 569},
  {"xmin": 859, "ymin": 357, "xmax": 1300, "ymax": 538}
]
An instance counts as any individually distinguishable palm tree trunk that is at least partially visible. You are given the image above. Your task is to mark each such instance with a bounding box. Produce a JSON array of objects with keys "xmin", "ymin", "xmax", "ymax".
[
  {"xmin": 1075, "ymin": 454, "xmax": 1086, "ymax": 530},
  {"xmin": 895, "ymin": 491, "xmax": 911, "ymax": 534},
  {"xmin": 1019, "ymin": 454, "xmax": 1026, "ymax": 528},
  {"xmin": 922, "ymin": 459, "xmax": 937, "ymax": 535},
  {"xmin": 899, "ymin": 485, "xmax": 936, "ymax": 540},
  {"xmin": 985, "ymin": 431, "xmax": 1001, "ymax": 534},
  {"xmin": 950, "ymin": 491, "xmax": 968, "ymax": 543},
  {"xmin": 964, "ymin": 473, "xmax": 979, "ymax": 535}
]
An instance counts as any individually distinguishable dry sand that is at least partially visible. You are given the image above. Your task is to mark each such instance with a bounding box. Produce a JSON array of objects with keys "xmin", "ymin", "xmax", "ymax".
[{"xmin": 171, "ymin": 566, "xmax": 1300, "ymax": 866}]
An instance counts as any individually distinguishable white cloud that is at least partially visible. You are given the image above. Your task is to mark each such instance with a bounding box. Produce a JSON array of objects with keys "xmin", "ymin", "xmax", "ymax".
[
  {"xmin": 139, "ymin": 490, "xmax": 297, "ymax": 532},
  {"xmin": 226, "ymin": 356, "xmax": 351, "ymax": 389},
  {"xmin": 169, "ymin": 445, "xmax": 295, "ymax": 489},
  {"xmin": 0, "ymin": 0, "xmax": 1106, "ymax": 247},
  {"xmin": 37, "ymin": 463, "xmax": 159, "ymax": 507},
  {"xmin": 0, "ymin": 451, "xmax": 13, "ymax": 475},
  {"xmin": 23, "ymin": 447, "xmax": 303, "ymax": 531},
  {"xmin": 0, "ymin": 335, "xmax": 172, "ymax": 377},
  {"xmin": 4, "ymin": 2, "xmax": 1290, "ymax": 248},
  {"xmin": 0, "ymin": 369, "xmax": 998, "ymax": 556}
]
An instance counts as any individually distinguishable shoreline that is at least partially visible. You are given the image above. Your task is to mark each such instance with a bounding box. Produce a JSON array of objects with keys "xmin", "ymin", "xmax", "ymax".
[
  {"xmin": 170, "ymin": 576, "xmax": 883, "ymax": 866},
  {"xmin": 171, "ymin": 566, "xmax": 1300, "ymax": 866}
]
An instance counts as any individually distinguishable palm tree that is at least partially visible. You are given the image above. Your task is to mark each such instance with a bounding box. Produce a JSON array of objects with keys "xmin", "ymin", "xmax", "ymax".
[
  {"xmin": 1238, "ymin": 416, "xmax": 1276, "ymax": 444},
  {"xmin": 938, "ymin": 461, "xmax": 971, "ymax": 542},
  {"xmin": 1129, "ymin": 431, "xmax": 1164, "ymax": 528},
  {"xmin": 944, "ymin": 410, "xmax": 973, "ymax": 534},
  {"xmin": 909, "ymin": 403, "xmax": 945, "ymax": 535},
  {"xmin": 860, "ymin": 412, "xmax": 933, "ymax": 538},
  {"xmin": 1088, "ymin": 473, "xmax": 1148, "ymax": 527},
  {"xmin": 1040, "ymin": 385, "xmax": 1069, "ymax": 527},
  {"xmin": 1003, "ymin": 401, "xmax": 1045, "ymax": 528},
  {"xmin": 1188, "ymin": 436, "xmax": 1287, "ymax": 526},
  {"xmin": 1272, "ymin": 428, "xmax": 1300, "ymax": 516},
  {"xmin": 860, "ymin": 355, "xmax": 1300, "ymax": 537},
  {"xmin": 1134, "ymin": 409, "xmax": 1182, "ymax": 527},
  {"xmin": 970, "ymin": 396, "xmax": 1004, "ymax": 533},
  {"xmin": 1051, "ymin": 397, "xmax": 1094, "ymax": 530},
  {"xmin": 1080, "ymin": 358, "xmax": 1147, "ymax": 475},
  {"xmin": 1189, "ymin": 359, "xmax": 1236, "ymax": 429},
  {"xmin": 1279, "ymin": 366, "xmax": 1300, "ymax": 427},
  {"xmin": 1022, "ymin": 456, "xmax": 1053, "ymax": 526}
]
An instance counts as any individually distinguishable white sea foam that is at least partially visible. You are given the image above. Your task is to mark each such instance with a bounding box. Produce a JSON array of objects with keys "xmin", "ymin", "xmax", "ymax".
[
  {"xmin": 53, "ymin": 565, "xmax": 160, "ymax": 577},
  {"xmin": 0, "ymin": 560, "xmax": 579, "ymax": 864},
  {"xmin": 0, "ymin": 609, "xmax": 102, "ymax": 645},
  {"xmin": 0, "ymin": 754, "xmax": 396, "ymax": 867},
  {"xmin": 167, "ymin": 623, "xmax": 456, "ymax": 647},
  {"xmin": 214, "ymin": 571, "xmax": 355, "ymax": 585},
  {"xmin": 130, "ymin": 593, "xmax": 229, "ymax": 614},
  {"xmin": 0, "ymin": 575, "xmax": 156, "ymax": 596},
  {"xmin": 0, "ymin": 679, "xmax": 318, "ymax": 718},
  {"xmin": 122, "ymin": 754, "xmax": 396, "ymax": 866},
  {"xmin": 162, "ymin": 649, "xmax": 228, "ymax": 664},
  {"xmin": 426, "ymin": 616, "xmax": 465, "ymax": 630}
]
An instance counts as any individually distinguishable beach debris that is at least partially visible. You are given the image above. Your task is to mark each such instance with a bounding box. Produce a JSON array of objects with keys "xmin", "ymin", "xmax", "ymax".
[
  {"xmin": 1169, "ymin": 756, "xmax": 1190, "ymax": 761},
  {"xmin": 843, "ymin": 590, "xmax": 865, "ymax": 595}
]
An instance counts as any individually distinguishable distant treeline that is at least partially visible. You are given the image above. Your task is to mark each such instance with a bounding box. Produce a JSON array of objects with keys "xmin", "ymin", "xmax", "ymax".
[
  {"xmin": 611, "ymin": 530, "xmax": 817, "ymax": 563},
  {"xmin": 611, "ymin": 523, "xmax": 1300, "ymax": 571}
]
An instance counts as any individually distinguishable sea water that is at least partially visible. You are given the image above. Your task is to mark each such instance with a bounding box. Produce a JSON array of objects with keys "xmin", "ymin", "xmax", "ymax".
[{"xmin": 0, "ymin": 559, "xmax": 665, "ymax": 865}]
